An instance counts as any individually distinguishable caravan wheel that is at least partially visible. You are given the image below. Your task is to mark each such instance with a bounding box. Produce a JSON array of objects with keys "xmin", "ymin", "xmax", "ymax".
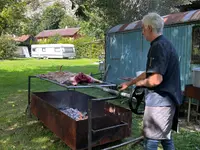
[{"xmin": 43, "ymin": 56, "xmax": 48, "ymax": 59}]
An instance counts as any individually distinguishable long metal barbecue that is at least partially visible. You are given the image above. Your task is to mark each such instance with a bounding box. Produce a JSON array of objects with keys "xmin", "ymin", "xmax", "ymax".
[{"xmin": 27, "ymin": 75, "xmax": 144, "ymax": 150}]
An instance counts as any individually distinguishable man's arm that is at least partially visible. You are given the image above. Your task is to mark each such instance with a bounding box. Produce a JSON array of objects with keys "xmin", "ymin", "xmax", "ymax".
[
  {"xmin": 127, "ymin": 72, "xmax": 146, "ymax": 86},
  {"xmin": 119, "ymin": 72, "xmax": 146, "ymax": 91},
  {"xmin": 136, "ymin": 73, "xmax": 163, "ymax": 87}
]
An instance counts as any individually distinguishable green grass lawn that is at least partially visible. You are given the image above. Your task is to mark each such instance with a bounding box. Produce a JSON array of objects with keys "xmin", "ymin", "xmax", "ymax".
[{"xmin": 0, "ymin": 58, "xmax": 200, "ymax": 150}]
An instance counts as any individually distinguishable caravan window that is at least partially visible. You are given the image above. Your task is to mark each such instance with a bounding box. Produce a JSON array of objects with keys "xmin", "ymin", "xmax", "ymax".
[
  {"xmin": 192, "ymin": 26, "xmax": 200, "ymax": 64},
  {"xmin": 55, "ymin": 48, "xmax": 61, "ymax": 52},
  {"xmin": 32, "ymin": 48, "xmax": 36, "ymax": 52},
  {"xmin": 64, "ymin": 47, "xmax": 74, "ymax": 53},
  {"xmin": 42, "ymin": 48, "xmax": 46, "ymax": 52}
]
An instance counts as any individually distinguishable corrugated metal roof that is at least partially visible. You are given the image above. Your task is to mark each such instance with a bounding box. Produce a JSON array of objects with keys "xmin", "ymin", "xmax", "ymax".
[
  {"xmin": 108, "ymin": 9, "xmax": 200, "ymax": 34},
  {"xmin": 36, "ymin": 28, "xmax": 80, "ymax": 38}
]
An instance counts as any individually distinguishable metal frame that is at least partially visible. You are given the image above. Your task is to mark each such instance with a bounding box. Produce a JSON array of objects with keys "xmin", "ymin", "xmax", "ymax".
[
  {"xmin": 26, "ymin": 75, "xmax": 144, "ymax": 150},
  {"xmin": 26, "ymin": 75, "xmax": 117, "ymax": 115},
  {"xmin": 88, "ymin": 96, "xmax": 144, "ymax": 150},
  {"xmin": 185, "ymin": 84, "xmax": 200, "ymax": 123}
]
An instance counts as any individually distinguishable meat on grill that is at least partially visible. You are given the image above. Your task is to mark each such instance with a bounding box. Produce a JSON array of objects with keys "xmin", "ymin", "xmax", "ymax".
[{"xmin": 37, "ymin": 71, "xmax": 102, "ymax": 85}]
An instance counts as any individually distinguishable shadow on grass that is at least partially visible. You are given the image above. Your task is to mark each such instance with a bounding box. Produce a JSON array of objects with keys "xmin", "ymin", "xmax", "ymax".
[{"xmin": 0, "ymin": 63, "xmax": 143, "ymax": 150}]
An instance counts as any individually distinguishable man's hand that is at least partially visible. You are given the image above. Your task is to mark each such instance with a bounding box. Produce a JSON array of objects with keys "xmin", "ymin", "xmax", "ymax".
[
  {"xmin": 118, "ymin": 72, "xmax": 146, "ymax": 91},
  {"xmin": 118, "ymin": 82, "xmax": 129, "ymax": 91}
]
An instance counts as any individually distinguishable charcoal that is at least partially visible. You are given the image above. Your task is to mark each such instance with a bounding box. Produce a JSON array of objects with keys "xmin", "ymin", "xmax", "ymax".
[{"xmin": 60, "ymin": 107, "xmax": 88, "ymax": 121}]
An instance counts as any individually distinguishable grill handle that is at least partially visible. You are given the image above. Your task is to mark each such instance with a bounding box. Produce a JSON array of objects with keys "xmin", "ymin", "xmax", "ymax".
[
  {"xmin": 91, "ymin": 121, "xmax": 128, "ymax": 133},
  {"xmin": 93, "ymin": 85, "xmax": 130, "ymax": 98}
]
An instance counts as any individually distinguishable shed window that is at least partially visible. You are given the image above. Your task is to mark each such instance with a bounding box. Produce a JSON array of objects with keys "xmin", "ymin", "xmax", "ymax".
[{"xmin": 192, "ymin": 27, "xmax": 200, "ymax": 64}]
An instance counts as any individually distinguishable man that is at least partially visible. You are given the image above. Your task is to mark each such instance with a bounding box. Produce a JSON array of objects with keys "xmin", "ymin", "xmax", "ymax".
[{"xmin": 119, "ymin": 13, "xmax": 182, "ymax": 150}]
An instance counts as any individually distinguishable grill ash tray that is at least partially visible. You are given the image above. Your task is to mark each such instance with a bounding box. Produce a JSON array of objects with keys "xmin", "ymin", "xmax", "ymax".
[{"xmin": 31, "ymin": 90, "xmax": 132, "ymax": 150}]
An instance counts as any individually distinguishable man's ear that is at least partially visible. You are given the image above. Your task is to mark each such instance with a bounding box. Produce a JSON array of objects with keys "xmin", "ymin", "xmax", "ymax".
[{"xmin": 148, "ymin": 25, "xmax": 153, "ymax": 32}]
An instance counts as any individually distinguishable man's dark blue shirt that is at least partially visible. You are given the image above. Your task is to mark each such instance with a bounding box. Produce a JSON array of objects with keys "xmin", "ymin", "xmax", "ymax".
[{"xmin": 145, "ymin": 35, "xmax": 182, "ymax": 106}]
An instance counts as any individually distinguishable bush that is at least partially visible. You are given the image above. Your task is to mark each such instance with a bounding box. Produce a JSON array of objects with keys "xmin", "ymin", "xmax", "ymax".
[
  {"xmin": 71, "ymin": 37, "xmax": 104, "ymax": 58},
  {"xmin": 0, "ymin": 35, "xmax": 17, "ymax": 59},
  {"xmin": 38, "ymin": 35, "xmax": 104, "ymax": 58}
]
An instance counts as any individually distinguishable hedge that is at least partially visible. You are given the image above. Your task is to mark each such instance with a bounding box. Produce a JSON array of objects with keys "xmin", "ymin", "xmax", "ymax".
[{"xmin": 37, "ymin": 35, "xmax": 104, "ymax": 58}]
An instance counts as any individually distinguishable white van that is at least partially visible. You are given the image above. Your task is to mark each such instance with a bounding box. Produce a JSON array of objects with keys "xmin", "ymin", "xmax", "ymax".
[{"xmin": 31, "ymin": 44, "xmax": 76, "ymax": 59}]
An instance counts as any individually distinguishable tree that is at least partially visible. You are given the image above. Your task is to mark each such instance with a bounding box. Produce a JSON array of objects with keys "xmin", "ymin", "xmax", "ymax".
[
  {"xmin": 20, "ymin": 13, "xmax": 43, "ymax": 35},
  {"xmin": 59, "ymin": 14, "xmax": 79, "ymax": 28},
  {"xmin": 26, "ymin": 0, "xmax": 40, "ymax": 11},
  {"xmin": 70, "ymin": 0, "xmax": 193, "ymax": 37},
  {"xmin": 40, "ymin": 2, "xmax": 66, "ymax": 30},
  {"xmin": 0, "ymin": 1, "xmax": 26, "ymax": 35}
]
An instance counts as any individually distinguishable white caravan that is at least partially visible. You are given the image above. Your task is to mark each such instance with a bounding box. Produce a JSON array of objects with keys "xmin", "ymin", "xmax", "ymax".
[
  {"xmin": 15, "ymin": 46, "xmax": 30, "ymax": 58},
  {"xmin": 31, "ymin": 44, "xmax": 76, "ymax": 59}
]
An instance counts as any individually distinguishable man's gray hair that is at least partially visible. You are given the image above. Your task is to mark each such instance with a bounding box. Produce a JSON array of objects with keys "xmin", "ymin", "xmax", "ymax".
[{"xmin": 142, "ymin": 13, "xmax": 164, "ymax": 34}]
